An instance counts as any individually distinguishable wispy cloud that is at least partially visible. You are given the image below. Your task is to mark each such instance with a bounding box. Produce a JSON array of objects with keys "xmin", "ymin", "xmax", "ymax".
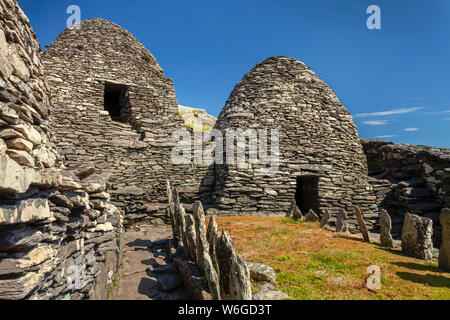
[
  {"xmin": 404, "ymin": 128, "xmax": 419, "ymax": 132},
  {"xmin": 375, "ymin": 135, "xmax": 397, "ymax": 138},
  {"xmin": 426, "ymin": 110, "xmax": 450, "ymax": 115},
  {"xmin": 443, "ymin": 118, "xmax": 450, "ymax": 121},
  {"xmin": 355, "ymin": 107, "xmax": 423, "ymax": 118},
  {"xmin": 363, "ymin": 120, "xmax": 389, "ymax": 125}
]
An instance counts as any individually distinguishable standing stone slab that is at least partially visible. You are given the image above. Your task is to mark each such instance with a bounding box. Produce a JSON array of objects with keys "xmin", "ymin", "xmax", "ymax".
[
  {"xmin": 203, "ymin": 252, "xmax": 221, "ymax": 300},
  {"xmin": 229, "ymin": 254, "xmax": 252, "ymax": 300},
  {"xmin": 401, "ymin": 213, "xmax": 433, "ymax": 260},
  {"xmin": 286, "ymin": 200, "xmax": 303, "ymax": 221},
  {"xmin": 166, "ymin": 181, "xmax": 176, "ymax": 233},
  {"xmin": 172, "ymin": 187, "xmax": 182, "ymax": 243},
  {"xmin": 305, "ymin": 209, "xmax": 319, "ymax": 223},
  {"xmin": 216, "ymin": 231, "xmax": 252, "ymax": 300},
  {"xmin": 336, "ymin": 209, "xmax": 348, "ymax": 233},
  {"xmin": 439, "ymin": 208, "xmax": 450, "ymax": 272},
  {"xmin": 193, "ymin": 201, "xmax": 209, "ymax": 274},
  {"xmin": 320, "ymin": 209, "xmax": 331, "ymax": 228},
  {"xmin": 207, "ymin": 215, "xmax": 220, "ymax": 277},
  {"xmin": 379, "ymin": 209, "xmax": 395, "ymax": 248},
  {"xmin": 354, "ymin": 207, "xmax": 370, "ymax": 242},
  {"xmin": 184, "ymin": 214, "xmax": 197, "ymax": 260}
]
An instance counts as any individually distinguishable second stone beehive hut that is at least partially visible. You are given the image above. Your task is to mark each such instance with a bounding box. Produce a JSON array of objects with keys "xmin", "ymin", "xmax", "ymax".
[{"xmin": 211, "ymin": 56, "xmax": 377, "ymax": 230}]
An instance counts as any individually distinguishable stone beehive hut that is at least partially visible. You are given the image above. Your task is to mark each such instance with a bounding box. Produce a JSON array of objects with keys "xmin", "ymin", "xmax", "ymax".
[
  {"xmin": 211, "ymin": 56, "xmax": 378, "ymax": 230},
  {"xmin": 43, "ymin": 19, "xmax": 206, "ymax": 223},
  {"xmin": 0, "ymin": 0, "xmax": 123, "ymax": 300}
]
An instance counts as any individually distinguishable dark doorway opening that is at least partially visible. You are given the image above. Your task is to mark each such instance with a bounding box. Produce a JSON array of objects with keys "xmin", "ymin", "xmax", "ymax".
[
  {"xmin": 104, "ymin": 83, "xmax": 130, "ymax": 122},
  {"xmin": 295, "ymin": 176, "xmax": 320, "ymax": 214}
]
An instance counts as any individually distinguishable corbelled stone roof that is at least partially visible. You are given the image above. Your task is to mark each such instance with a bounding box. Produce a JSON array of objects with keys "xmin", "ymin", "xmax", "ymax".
[{"xmin": 211, "ymin": 56, "xmax": 377, "ymax": 228}]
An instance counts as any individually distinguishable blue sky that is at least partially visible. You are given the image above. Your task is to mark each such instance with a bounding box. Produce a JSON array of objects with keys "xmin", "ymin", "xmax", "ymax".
[{"xmin": 19, "ymin": 0, "xmax": 450, "ymax": 148}]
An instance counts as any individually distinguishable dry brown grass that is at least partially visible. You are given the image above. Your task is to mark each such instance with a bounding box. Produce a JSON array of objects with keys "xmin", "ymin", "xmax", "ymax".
[{"xmin": 211, "ymin": 216, "xmax": 450, "ymax": 300}]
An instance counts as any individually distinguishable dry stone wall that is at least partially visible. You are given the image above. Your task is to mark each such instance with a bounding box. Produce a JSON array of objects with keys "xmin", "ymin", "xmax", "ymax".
[
  {"xmin": 362, "ymin": 139, "xmax": 450, "ymax": 245},
  {"xmin": 209, "ymin": 56, "xmax": 378, "ymax": 233},
  {"xmin": 43, "ymin": 19, "xmax": 210, "ymax": 224},
  {"xmin": 0, "ymin": 0, "xmax": 123, "ymax": 300}
]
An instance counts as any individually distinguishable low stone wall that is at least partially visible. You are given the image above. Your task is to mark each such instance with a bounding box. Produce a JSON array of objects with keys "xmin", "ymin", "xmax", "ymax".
[
  {"xmin": 167, "ymin": 181, "xmax": 252, "ymax": 300},
  {"xmin": 0, "ymin": 0, "xmax": 123, "ymax": 300},
  {"xmin": 362, "ymin": 139, "xmax": 450, "ymax": 245}
]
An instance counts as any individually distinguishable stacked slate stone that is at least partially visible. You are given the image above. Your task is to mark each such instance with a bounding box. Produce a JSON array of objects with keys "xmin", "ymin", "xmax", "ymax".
[
  {"xmin": 0, "ymin": 0, "xmax": 123, "ymax": 300},
  {"xmin": 362, "ymin": 139, "xmax": 450, "ymax": 246},
  {"xmin": 167, "ymin": 181, "xmax": 252, "ymax": 300},
  {"xmin": 43, "ymin": 19, "xmax": 212, "ymax": 225},
  {"xmin": 210, "ymin": 56, "xmax": 378, "ymax": 233}
]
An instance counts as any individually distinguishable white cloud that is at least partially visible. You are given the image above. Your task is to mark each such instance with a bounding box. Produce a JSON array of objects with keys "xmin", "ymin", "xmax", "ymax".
[
  {"xmin": 375, "ymin": 135, "xmax": 397, "ymax": 138},
  {"xmin": 355, "ymin": 107, "xmax": 423, "ymax": 118},
  {"xmin": 426, "ymin": 110, "xmax": 450, "ymax": 115},
  {"xmin": 443, "ymin": 118, "xmax": 450, "ymax": 121},
  {"xmin": 404, "ymin": 128, "xmax": 419, "ymax": 132},
  {"xmin": 363, "ymin": 120, "xmax": 389, "ymax": 125}
]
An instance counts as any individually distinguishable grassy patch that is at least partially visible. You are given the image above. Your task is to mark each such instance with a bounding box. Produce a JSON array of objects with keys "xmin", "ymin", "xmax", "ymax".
[{"xmin": 214, "ymin": 216, "xmax": 450, "ymax": 300}]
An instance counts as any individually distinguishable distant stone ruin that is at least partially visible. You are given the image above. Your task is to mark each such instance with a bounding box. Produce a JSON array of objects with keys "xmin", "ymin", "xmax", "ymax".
[{"xmin": 362, "ymin": 139, "xmax": 450, "ymax": 246}]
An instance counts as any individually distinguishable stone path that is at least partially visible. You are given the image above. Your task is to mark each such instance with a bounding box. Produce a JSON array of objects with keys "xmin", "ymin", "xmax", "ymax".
[{"xmin": 111, "ymin": 224, "xmax": 187, "ymax": 300}]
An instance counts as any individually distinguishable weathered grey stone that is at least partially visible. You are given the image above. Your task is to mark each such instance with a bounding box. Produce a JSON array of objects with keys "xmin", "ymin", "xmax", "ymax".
[
  {"xmin": 286, "ymin": 200, "xmax": 303, "ymax": 221},
  {"xmin": 439, "ymin": 208, "xmax": 450, "ymax": 272},
  {"xmin": 246, "ymin": 262, "xmax": 276, "ymax": 283},
  {"xmin": 206, "ymin": 215, "xmax": 220, "ymax": 276},
  {"xmin": 216, "ymin": 231, "xmax": 252, "ymax": 300},
  {"xmin": 401, "ymin": 213, "xmax": 433, "ymax": 260},
  {"xmin": 0, "ymin": 226, "xmax": 43, "ymax": 252},
  {"xmin": 354, "ymin": 207, "xmax": 370, "ymax": 242},
  {"xmin": 0, "ymin": 199, "xmax": 50, "ymax": 225},
  {"xmin": 193, "ymin": 201, "xmax": 209, "ymax": 274},
  {"xmin": 6, "ymin": 149, "xmax": 35, "ymax": 167},
  {"xmin": 336, "ymin": 209, "xmax": 348, "ymax": 233},
  {"xmin": 203, "ymin": 251, "xmax": 221, "ymax": 300},
  {"xmin": 173, "ymin": 258, "xmax": 211, "ymax": 300},
  {"xmin": 320, "ymin": 209, "xmax": 331, "ymax": 228},
  {"xmin": 184, "ymin": 214, "xmax": 197, "ymax": 260},
  {"xmin": 229, "ymin": 253, "xmax": 252, "ymax": 300},
  {"xmin": 305, "ymin": 209, "xmax": 319, "ymax": 223},
  {"xmin": 253, "ymin": 290, "xmax": 289, "ymax": 300},
  {"xmin": 379, "ymin": 209, "xmax": 395, "ymax": 248}
]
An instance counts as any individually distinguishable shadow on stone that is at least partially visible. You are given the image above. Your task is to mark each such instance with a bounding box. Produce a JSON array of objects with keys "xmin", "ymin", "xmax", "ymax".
[{"xmin": 137, "ymin": 277, "xmax": 159, "ymax": 298}]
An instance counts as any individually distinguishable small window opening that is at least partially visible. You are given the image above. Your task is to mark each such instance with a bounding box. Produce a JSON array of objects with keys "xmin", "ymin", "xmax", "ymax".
[
  {"xmin": 295, "ymin": 175, "xmax": 320, "ymax": 214},
  {"xmin": 104, "ymin": 83, "xmax": 130, "ymax": 123}
]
